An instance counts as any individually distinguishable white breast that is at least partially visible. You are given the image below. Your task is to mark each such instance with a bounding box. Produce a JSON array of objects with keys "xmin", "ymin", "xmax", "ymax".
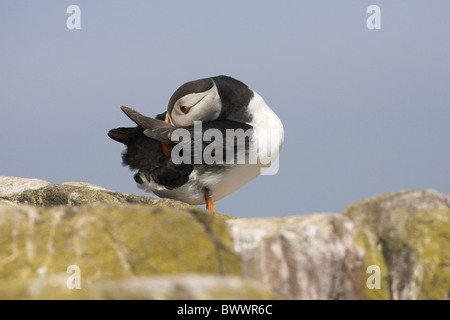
[
  {"xmin": 247, "ymin": 92, "xmax": 285, "ymax": 170},
  {"xmin": 139, "ymin": 91, "xmax": 284, "ymax": 205}
]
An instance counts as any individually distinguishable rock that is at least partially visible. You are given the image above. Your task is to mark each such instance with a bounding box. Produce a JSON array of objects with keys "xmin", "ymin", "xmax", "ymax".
[
  {"xmin": 226, "ymin": 213, "xmax": 367, "ymax": 300},
  {"xmin": 96, "ymin": 275, "xmax": 283, "ymax": 300},
  {"xmin": 0, "ymin": 176, "xmax": 202, "ymax": 210},
  {"xmin": 350, "ymin": 223, "xmax": 390, "ymax": 300},
  {"xmin": 61, "ymin": 181, "xmax": 111, "ymax": 191},
  {"xmin": 1, "ymin": 176, "xmax": 449, "ymax": 300},
  {"xmin": 0, "ymin": 202, "xmax": 242, "ymax": 299},
  {"xmin": 344, "ymin": 189, "xmax": 450, "ymax": 300},
  {"xmin": 0, "ymin": 274, "xmax": 281, "ymax": 300},
  {"xmin": 0, "ymin": 176, "xmax": 50, "ymax": 198}
]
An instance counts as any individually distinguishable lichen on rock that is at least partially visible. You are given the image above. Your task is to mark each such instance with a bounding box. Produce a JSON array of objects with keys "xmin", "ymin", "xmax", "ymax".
[
  {"xmin": 0, "ymin": 177, "xmax": 244, "ymax": 299},
  {"xmin": 1, "ymin": 176, "xmax": 449, "ymax": 300},
  {"xmin": 344, "ymin": 189, "xmax": 450, "ymax": 300},
  {"xmin": 0, "ymin": 203, "xmax": 240, "ymax": 280}
]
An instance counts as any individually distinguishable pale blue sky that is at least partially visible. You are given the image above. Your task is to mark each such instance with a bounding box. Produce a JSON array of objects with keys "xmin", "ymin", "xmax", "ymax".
[{"xmin": 1, "ymin": 1, "xmax": 449, "ymax": 217}]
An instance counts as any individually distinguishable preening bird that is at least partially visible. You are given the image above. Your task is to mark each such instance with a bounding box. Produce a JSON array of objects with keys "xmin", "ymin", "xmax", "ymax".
[{"xmin": 108, "ymin": 76, "xmax": 284, "ymax": 212}]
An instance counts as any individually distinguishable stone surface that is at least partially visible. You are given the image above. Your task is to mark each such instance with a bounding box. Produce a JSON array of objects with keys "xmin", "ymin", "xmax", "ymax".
[
  {"xmin": 0, "ymin": 275, "xmax": 281, "ymax": 300},
  {"xmin": 344, "ymin": 189, "xmax": 450, "ymax": 300},
  {"xmin": 0, "ymin": 176, "xmax": 50, "ymax": 197},
  {"xmin": 350, "ymin": 223, "xmax": 390, "ymax": 300},
  {"xmin": 96, "ymin": 275, "xmax": 283, "ymax": 300},
  {"xmin": 0, "ymin": 179, "xmax": 194, "ymax": 209},
  {"xmin": 1, "ymin": 176, "xmax": 449, "ymax": 300},
  {"xmin": 0, "ymin": 202, "xmax": 241, "ymax": 299},
  {"xmin": 227, "ymin": 213, "xmax": 367, "ymax": 300}
]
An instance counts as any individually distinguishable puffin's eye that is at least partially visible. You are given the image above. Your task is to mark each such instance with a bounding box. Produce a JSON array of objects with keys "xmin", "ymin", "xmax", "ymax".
[{"xmin": 180, "ymin": 105, "xmax": 190, "ymax": 114}]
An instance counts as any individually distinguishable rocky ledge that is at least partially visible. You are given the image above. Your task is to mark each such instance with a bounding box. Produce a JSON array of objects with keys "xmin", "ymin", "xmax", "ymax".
[{"xmin": 0, "ymin": 176, "xmax": 449, "ymax": 300}]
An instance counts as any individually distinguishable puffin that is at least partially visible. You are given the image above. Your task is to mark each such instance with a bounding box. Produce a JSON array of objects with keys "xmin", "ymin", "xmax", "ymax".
[{"xmin": 108, "ymin": 75, "xmax": 284, "ymax": 212}]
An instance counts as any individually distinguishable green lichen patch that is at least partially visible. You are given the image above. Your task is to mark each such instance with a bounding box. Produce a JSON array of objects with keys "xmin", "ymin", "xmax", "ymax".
[
  {"xmin": 344, "ymin": 190, "xmax": 450, "ymax": 300},
  {"xmin": 0, "ymin": 203, "xmax": 241, "ymax": 299},
  {"xmin": 12, "ymin": 184, "xmax": 151, "ymax": 207},
  {"xmin": 351, "ymin": 226, "xmax": 390, "ymax": 300},
  {"xmin": 405, "ymin": 209, "xmax": 450, "ymax": 300},
  {"xmin": 6, "ymin": 182, "xmax": 204, "ymax": 211}
]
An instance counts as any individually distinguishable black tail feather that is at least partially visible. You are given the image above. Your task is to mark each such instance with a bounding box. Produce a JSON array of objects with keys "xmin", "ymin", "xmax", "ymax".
[
  {"xmin": 108, "ymin": 127, "xmax": 135, "ymax": 144},
  {"xmin": 108, "ymin": 107, "xmax": 194, "ymax": 190}
]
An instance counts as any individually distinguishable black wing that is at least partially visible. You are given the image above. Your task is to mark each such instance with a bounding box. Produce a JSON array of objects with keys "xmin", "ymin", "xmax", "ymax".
[
  {"xmin": 108, "ymin": 107, "xmax": 193, "ymax": 190},
  {"xmin": 119, "ymin": 106, "xmax": 254, "ymax": 164},
  {"xmin": 120, "ymin": 106, "xmax": 174, "ymax": 144},
  {"xmin": 108, "ymin": 106, "xmax": 254, "ymax": 190}
]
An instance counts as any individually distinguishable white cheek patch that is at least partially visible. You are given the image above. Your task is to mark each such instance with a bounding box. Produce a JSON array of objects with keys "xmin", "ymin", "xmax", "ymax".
[
  {"xmin": 179, "ymin": 92, "xmax": 207, "ymax": 108},
  {"xmin": 197, "ymin": 82, "xmax": 221, "ymax": 122},
  {"xmin": 173, "ymin": 82, "xmax": 222, "ymax": 126}
]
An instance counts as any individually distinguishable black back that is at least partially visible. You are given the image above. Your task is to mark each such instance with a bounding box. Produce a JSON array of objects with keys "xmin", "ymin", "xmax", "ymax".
[{"xmin": 212, "ymin": 75, "xmax": 254, "ymax": 123}]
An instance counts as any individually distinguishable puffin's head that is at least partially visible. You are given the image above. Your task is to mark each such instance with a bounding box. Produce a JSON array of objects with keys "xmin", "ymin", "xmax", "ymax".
[{"xmin": 166, "ymin": 78, "xmax": 222, "ymax": 127}]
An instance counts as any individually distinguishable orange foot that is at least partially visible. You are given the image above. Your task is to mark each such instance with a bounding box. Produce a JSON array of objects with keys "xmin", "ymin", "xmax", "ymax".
[{"xmin": 204, "ymin": 190, "xmax": 216, "ymax": 212}]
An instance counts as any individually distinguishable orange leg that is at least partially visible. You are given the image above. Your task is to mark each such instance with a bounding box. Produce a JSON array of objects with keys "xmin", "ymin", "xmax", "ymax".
[{"xmin": 205, "ymin": 190, "xmax": 216, "ymax": 212}]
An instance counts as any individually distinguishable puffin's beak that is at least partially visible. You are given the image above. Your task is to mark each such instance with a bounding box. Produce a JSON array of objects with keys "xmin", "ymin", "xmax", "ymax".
[
  {"xmin": 161, "ymin": 112, "xmax": 174, "ymax": 157},
  {"xmin": 164, "ymin": 112, "xmax": 175, "ymax": 126}
]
